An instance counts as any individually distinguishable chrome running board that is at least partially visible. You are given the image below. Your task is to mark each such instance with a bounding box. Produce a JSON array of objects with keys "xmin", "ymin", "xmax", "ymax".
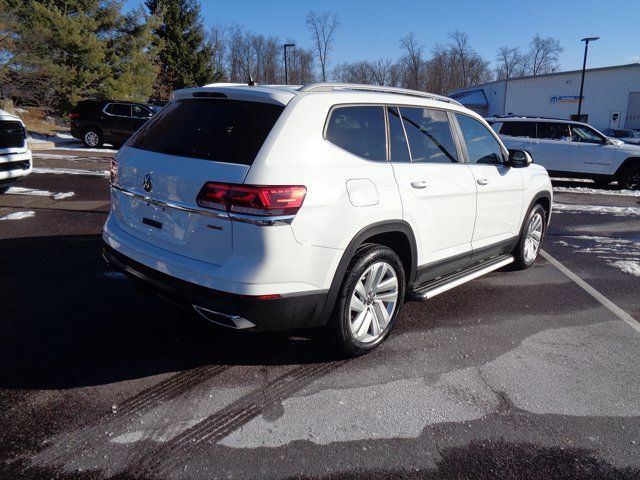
[{"xmin": 410, "ymin": 254, "xmax": 514, "ymax": 301}]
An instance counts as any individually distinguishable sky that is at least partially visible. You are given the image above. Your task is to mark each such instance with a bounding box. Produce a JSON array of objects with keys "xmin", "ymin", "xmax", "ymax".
[{"xmin": 125, "ymin": 0, "xmax": 640, "ymax": 73}]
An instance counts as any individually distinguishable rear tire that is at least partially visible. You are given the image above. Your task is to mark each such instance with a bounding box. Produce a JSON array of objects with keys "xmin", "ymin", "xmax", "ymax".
[
  {"xmin": 330, "ymin": 244, "xmax": 405, "ymax": 357},
  {"xmin": 512, "ymin": 204, "xmax": 546, "ymax": 270},
  {"xmin": 618, "ymin": 164, "xmax": 640, "ymax": 190},
  {"xmin": 83, "ymin": 128, "xmax": 103, "ymax": 148}
]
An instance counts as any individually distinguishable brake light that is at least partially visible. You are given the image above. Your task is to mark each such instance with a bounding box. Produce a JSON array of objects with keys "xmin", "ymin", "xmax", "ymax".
[
  {"xmin": 69, "ymin": 113, "xmax": 80, "ymax": 119},
  {"xmin": 196, "ymin": 183, "xmax": 306, "ymax": 216}
]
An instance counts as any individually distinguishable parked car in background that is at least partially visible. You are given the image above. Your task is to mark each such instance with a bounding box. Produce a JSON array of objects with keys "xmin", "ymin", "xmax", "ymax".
[
  {"xmin": 103, "ymin": 83, "xmax": 552, "ymax": 356},
  {"xmin": 69, "ymin": 100, "xmax": 156, "ymax": 148},
  {"xmin": 488, "ymin": 117, "xmax": 640, "ymax": 189},
  {"xmin": 0, "ymin": 108, "xmax": 31, "ymax": 193},
  {"xmin": 602, "ymin": 128, "xmax": 640, "ymax": 145}
]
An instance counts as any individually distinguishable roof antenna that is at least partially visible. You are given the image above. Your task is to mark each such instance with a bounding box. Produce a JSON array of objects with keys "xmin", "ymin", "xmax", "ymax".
[{"xmin": 248, "ymin": 75, "xmax": 255, "ymax": 86}]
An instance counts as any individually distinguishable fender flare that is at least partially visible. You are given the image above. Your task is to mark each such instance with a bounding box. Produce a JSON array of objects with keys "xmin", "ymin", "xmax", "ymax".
[{"xmin": 316, "ymin": 220, "xmax": 418, "ymax": 325}]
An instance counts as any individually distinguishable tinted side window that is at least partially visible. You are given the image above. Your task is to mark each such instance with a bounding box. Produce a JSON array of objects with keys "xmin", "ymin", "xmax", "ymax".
[
  {"xmin": 325, "ymin": 106, "xmax": 386, "ymax": 161},
  {"xmin": 128, "ymin": 99, "xmax": 284, "ymax": 165},
  {"xmin": 131, "ymin": 105, "xmax": 152, "ymax": 118},
  {"xmin": 536, "ymin": 122, "xmax": 571, "ymax": 141},
  {"xmin": 387, "ymin": 107, "xmax": 410, "ymax": 162},
  {"xmin": 109, "ymin": 104, "xmax": 132, "ymax": 117},
  {"xmin": 500, "ymin": 121, "xmax": 536, "ymax": 138},
  {"xmin": 399, "ymin": 107, "xmax": 457, "ymax": 163},
  {"xmin": 455, "ymin": 114, "xmax": 504, "ymax": 165}
]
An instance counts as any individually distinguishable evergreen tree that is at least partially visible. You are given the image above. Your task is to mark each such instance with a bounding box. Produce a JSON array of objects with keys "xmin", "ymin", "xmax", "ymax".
[
  {"xmin": 145, "ymin": 0, "xmax": 219, "ymax": 98},
  {"xmin": 1, "ymin": 0, "xmax": 160, "ymax": 112}
]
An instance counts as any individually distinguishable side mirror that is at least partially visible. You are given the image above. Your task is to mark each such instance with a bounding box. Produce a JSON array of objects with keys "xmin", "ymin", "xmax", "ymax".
[{"xmin": 508, "ymin": 149, "xmax": 533, "ymax": 168}]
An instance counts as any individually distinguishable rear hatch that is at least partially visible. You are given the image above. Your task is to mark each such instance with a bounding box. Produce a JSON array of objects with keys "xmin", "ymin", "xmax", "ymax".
[{"xmin": 111, "ymin": 95, "xmax": 286, "ymax": 265}]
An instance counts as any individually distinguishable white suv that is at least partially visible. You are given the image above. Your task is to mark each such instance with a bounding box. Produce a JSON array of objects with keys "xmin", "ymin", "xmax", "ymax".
[
  {"xmin": 103, "ymin": 83, "xmax": 552, "ymax": 355},
  {"xmin": 489, "ymin": 117, "xmax": 640, "ymax": 189},
  {"xmin": 0, "ymin": 108, "xmax": 32, "ymax": 193}
]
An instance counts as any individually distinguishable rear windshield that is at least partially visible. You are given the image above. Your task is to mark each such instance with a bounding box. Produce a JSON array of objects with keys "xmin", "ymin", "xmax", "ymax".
[{"xmin": 128, "ymin": 99, "xmax": 284, "ymax": 165}]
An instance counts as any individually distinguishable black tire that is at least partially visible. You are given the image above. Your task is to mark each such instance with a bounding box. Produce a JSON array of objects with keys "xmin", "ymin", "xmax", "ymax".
[
  {"xmin": 592, "ymin": 178, "xmax": 610, "ymax": 189},
  {"xmin": 330, "ymin": 244, "xmax": 405, "ymax": 357},
  {"xmin": 82, "ymin": 128, "xmax": 103, "ymax": 148},
  {"xmin": 617, "ymin": 164, "xmax": 640, "ymax": 190},
  {"xmin": 512, "ymin": 204, "xmax": 546, "ymax": 270},
  {"xmin": 0, "ymin": 185, "xmax": 11, "ymax": 194}
]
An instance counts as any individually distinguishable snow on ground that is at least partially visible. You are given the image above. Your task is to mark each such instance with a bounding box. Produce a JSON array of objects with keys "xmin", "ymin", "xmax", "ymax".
[
  {"xmin": 32, "ymin": 167, "xmax": 109, "ymax": 177},
  {"xmin": 54, "ymin": 145, "xmax": 118, "ymax": 153},
  {"xmin": 553, "ymin": 186, "xmax": 640, "ymax": 197},
  {"xmin": 27, "ymin": 131, "xmax": 75, "ymax": 142},
  {"xmin": 6, "ymin": 186, "xmax": 75, "ymax": 200},
  {"xmin": 557, "ymin": 235, "xmax": 640, "ymax": 278},
  {"xmin": 0, "ymin": 211, "xmax": 35, "ymax": 221},
  {"xmin": 552, "ymin": 203, "xmax": 640, "ymax": 217}
]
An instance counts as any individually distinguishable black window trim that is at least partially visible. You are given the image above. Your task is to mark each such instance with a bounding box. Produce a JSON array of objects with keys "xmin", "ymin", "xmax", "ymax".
[
  {"xmin": 452, "ymin": 112, "xmax": 508, "ymax": 165},
  {"xmin": 498, "ymin": 120, "xmax": 538, "ymax": 139}
]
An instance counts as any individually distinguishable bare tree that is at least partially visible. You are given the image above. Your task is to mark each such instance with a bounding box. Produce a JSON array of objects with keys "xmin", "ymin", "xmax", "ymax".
[
  {"xmin": 287, "ymin": 47, "xmax": 315, "ymax": 85},
  {"xmin": 399, "ymin": 33, "xmax": 425, "ymax": 90},
  {"xmin": 368, "ymin": 58, "xmax": 395, "ymax": 86},
  {"xmin": 305, "ymin": 11, "xmax": 339, "ymax": 82},
  {"xmin": 527, "ymin": 34, "xmax": 562, "ymax": 75},
  {"xmin": 449, "ymin": 31, "xmax": 470, "ymax": 85},
  {"xmin": 208, "ymin": 24, "xmax": 227, "ymax": 80},
  {"xmin": 495, "ymin": 46, "xmax": 522, "ymax": 79}
]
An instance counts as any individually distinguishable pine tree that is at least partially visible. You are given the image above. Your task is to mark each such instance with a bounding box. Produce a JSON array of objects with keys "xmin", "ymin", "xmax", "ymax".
[
  {"xmin": 1, "ymin": 0, "xmax": 160, "ymax": 112},
  {"xmin": 145, "ymin": 0, "xmax": 219, "ymax": 98}
]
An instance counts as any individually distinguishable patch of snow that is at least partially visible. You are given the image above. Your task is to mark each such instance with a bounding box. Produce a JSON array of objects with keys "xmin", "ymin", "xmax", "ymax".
[
  {"xmin": 31, "ymin": 153, "xmax": 81, "ymax": 159},
  {"xmin": 609, "ymin": 260, "xmax": 640, "ymax": 277},
  {"xmin": 0, "ymin": 211, "xmax": 35, "ymax": 221},
  {"xmin": 6, "ymin": 186, "xmax": 53, "ymax": 196},
  {"xmin": 54, "ymin": 146, "xmax": 118, "ymax": 153},
  {"xmin": 32, "ymin": 167, "xmax": 109, "ymax": 177},
  {"xmin": 553, "ymin": 203, "xmax": 640, "ymax": 217},
  {"xmin": 553, "ymin": 186, "xmax": 640, "ymax": 197},
  {"xmin": 53, "ymin": 192, "xmax": 75, "ymax": 200},
  {"xmin": 556, "ymin": 235, "xmax": 640, "ymax": 277},
  {"xmin": 26, "ymin": 137, "xmax": 51, "ymax": 143}
]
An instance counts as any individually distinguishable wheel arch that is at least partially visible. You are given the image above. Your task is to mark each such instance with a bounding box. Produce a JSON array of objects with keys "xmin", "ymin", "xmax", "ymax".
[
  {"xmin": 317, "ymin": 220, "xmax": 418, "ymax": 325},
  {"xmin": 614, "ymin": 157, "xmax": 640, "ymax": 179}
]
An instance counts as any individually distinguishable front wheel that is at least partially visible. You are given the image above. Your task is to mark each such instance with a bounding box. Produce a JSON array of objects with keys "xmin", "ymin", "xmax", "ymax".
[
  {"xmin": 331, "ymin": 245, "xmax": 405, "ymax": 357},
  {"xmin": 512, "ymin": 204, "xmax": 546, "ymax": 270},
  {"xmin": 618, "ymin": 164, "xmax": 640, "ymax": 190}
]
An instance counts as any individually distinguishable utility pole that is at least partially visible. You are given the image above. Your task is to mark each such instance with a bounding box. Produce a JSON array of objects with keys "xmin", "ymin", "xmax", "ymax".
[
  {"xmin": 577, "ymin": 36, "xmax": 599, "ymax": 119},
  {"xmin": 283, "ymin": 43, "xmax": 295, "ymax": 85}
]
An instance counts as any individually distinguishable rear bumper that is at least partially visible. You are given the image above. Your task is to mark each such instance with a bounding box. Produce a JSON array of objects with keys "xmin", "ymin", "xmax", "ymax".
[{"xmin": 102, "ymin": 243, "xmax": 329, "ymax": 332}]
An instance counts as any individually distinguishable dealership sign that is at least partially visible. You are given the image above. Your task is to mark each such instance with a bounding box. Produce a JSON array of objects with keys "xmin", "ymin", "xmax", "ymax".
[{"xmin": 550, "ymin": 95, "xmax": 583, "ymax": 104}]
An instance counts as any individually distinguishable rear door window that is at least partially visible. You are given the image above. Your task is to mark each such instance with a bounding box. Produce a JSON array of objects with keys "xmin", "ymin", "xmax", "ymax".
[
  {"xmin": 499, "ymin": 121, "xmax": 536, "ymax": 138},
  {"xmin": 536, "ymin": 122, "xmax": 571, "ymax": 141},
  {"xmin": 325, "ymin": 106, "xmax": 386, "ymax": 161},
  {"xmin": 128, "ymin": 99, "xmax": 284, "ymax": 165},
  {"xmin": 108, "ymin": 103, "xmax": 132, "ymax": 117},
  {"xmin": 399, "ymin": 107, "xmax": 458, "ymax": 163}
]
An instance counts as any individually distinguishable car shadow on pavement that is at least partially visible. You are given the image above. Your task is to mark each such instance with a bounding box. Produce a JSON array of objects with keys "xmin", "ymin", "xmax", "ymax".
[{"xmin": 0, "ymin": 234, "xmax": 334, "ymax": 391}]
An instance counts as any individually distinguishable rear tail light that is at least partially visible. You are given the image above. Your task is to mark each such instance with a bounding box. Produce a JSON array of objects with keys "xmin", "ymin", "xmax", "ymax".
[
  {"xmin": 196, "ymin": 183, "xmax": 306, "ymax": 217},
  {"xmin": 69, "ymin": 113, "xmax": 80, "ymax": 119}
]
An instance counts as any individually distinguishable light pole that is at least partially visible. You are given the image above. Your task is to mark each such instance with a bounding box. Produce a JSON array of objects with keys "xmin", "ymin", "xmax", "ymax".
[
  {"xmin": 577, "ymin": 36, "xmax": 599, "ymax": 120},
  {"xmin": 283, "ymin": 43, "xmax": 295, "ymax": 85}
]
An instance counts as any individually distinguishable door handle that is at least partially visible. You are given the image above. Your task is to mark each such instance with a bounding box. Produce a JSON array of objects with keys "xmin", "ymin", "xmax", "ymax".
[
  {"xmin": 410, "ymin": 180, "xmax": 428, "ymax": 189},
  {"xmin": 477, "ymin": 178, "xmax": 489, "ymax": 186}
]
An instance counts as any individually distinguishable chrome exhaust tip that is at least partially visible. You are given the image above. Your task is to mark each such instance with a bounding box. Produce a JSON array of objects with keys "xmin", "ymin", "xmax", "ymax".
[{"xmin": 192, "ymin": 305, "xmax": 255, "ymax": 330}]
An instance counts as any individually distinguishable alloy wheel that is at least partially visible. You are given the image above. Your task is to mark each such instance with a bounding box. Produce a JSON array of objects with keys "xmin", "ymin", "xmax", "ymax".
[
  {"xmin": 524, "ymin": 212, "xmax": 543, "ymax": 263},
  {"xmin": 84, "ymin": 131, "xmax": 99, "ymax": 147},
  {"xmin": 349, "ymin": 262, "xmax": 399, "ymax": 343}
]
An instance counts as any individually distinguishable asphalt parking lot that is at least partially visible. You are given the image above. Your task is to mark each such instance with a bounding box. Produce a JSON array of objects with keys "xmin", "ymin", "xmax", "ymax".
[{"xmin": 1, "ymin": 151, "xmax": 639, "ymax": 480}]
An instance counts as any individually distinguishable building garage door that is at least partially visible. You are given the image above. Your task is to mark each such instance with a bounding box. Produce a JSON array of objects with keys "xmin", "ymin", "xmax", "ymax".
[{"xmin": 625, "ymin": 92, "xmax": 640, "ymax": 129}]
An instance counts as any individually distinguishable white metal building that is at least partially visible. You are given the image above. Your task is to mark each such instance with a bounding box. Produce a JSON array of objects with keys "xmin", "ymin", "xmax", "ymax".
[{"xmin": 449, "ymin": 63, "xmax": 640, "ymax": 131}]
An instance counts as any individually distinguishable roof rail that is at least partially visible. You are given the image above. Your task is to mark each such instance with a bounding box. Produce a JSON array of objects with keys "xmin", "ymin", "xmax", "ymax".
[{"xmin": 299, "ymin": 83, "xmax": 462, "ymax": 106}]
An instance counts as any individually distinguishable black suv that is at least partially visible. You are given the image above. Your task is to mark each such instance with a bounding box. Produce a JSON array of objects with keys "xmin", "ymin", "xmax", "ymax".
[{"xmin": 70, "ymin": 100, "xmax": 158, "ymax": 148}]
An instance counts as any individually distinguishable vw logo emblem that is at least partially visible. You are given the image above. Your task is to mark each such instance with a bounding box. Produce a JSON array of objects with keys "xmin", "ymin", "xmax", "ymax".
[{"xmin": 142, "ymin": 174, "xmax": 153, "ymax": 192}]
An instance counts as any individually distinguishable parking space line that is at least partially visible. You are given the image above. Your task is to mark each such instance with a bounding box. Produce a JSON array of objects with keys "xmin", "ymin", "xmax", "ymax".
[{"xmin": 540, "ymin": 249, "xmax": 640, "ymax": 334}]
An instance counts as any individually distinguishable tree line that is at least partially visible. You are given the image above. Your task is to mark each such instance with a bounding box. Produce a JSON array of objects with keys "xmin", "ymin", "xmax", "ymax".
[{"xmin": 0, "ymin": 0, "xmax": 562, "ymax": 114}]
